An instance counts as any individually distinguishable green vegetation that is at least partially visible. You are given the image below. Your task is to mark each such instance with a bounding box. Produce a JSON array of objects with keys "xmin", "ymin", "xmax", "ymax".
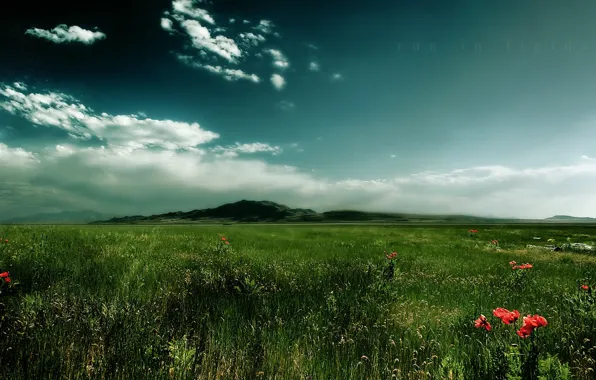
[{"xmin": 0, "ymin": 224, "xmax": 595, "ymax": 379}]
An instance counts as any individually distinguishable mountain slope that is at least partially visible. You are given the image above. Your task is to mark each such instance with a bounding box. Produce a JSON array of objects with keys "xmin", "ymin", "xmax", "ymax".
[{"xmin": 93, "ymin": 200, "xmax": 319, "ymax": 224}]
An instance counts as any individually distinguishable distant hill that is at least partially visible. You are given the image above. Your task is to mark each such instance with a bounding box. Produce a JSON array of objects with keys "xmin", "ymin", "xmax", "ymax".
[
  {"xmin": 544, "ymin": 215, "xmax": 596, "ymax": 222},
  {"xmin": 92, "ymin": 200, "xmax": 319, "ymax": 224},
  {"xmin": 90, "ymin": 200, "xmax": 533, "ymax": 225},
  {"xmin": 1, "ymin": 210, "xmax": 118, "ymax": 224}
]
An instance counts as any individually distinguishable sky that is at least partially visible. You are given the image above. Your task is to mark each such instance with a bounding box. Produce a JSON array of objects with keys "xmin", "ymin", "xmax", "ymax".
[{"xmin": 1, "ymin": 0, "xmax": 596, "ymax": 219}]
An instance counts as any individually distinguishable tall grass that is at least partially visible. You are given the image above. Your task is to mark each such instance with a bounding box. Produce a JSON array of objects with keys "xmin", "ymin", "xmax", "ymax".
[{"xmin": 0, "ymin": 224, "xmax": 594, "ymax": 379}]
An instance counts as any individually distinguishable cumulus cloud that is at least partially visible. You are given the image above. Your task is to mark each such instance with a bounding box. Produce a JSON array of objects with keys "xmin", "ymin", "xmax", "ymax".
[
  {"xmin": 210, "ymin": 142, "xmax": 282, "ymax": 157},
  {"xmin": 176, "ymin": 55, "xmax": 260, "ymax": 82},
  {"xmin": 238, "ymin": 32, "xmax": 266, "ymax": 48},
  {"xmin": 2, "ymin": 135, "xmax": 596, "ymax": 220},
  {"xmin": 331, "ymin": 73, "xmax": 343, "ymax": 81},
  {"xmin": 1, "ymin": 84, "xmax": 596, "ymax": 219},
  {"xmin": 265, "ymin": 49, "xmax": 289, "ymax": 69},
  {"xmin": 161, "ymin": 18, "xmax": 174, "ymax": 32},
  {"xmin": 171, "ymin": 0, "xmax": 215, "ymax": 24},
  {"xmin": 271, "ymin": 74, "xmax": 286, "ymax": 90},
  {"xmin": 309, "ymin": 61, "xmax": 320, "ymax": 71},
  {"xmin": 179, "ymin": 19, "xmax": 242, "ymax": 63},
  {"xmin": 162, "ymin": 0, "xmax": 289, "ymax": 88},
  {"xmin": 25, "ymin": 24, "xmax": 106, "ymax": 45},
  {"xmin": 253, "ymin": 20, "xmax": 274, "ymax": 34},
  {"xmin": 0, "ymin": 83, "xmax": 218, "ymax": 150}
]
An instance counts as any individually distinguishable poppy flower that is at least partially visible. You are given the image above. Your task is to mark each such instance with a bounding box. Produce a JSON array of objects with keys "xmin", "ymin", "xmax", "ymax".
[
  {"xmin": 0, "ymin": 272, "xmax": 9, "ymax": 278},
  {"xmin": 385, "ymin": 251, "xmax": 397, "ymax": 260},
  {"xmin": 581, "ymin": 285, "xmax": 589, "ymax": 291},
  {"xmin": 509, "ymin": 261, "xmax": 517, "ymax": 266},
  {"xmin": 468, "ymin": 229, "xmax": 478, "ymax": 234},
  {"xmin": 474, "ymin": 314, "xmax": 492, "ymax": 331},
  {"xmin": 221, "ymin": 237, "xmax": 227, "ymax": 241},
  {"xmin": 493, "ymin": 308, "xmax": 520, "ymax": 324},
  {"xmin": 516, "ymin": 314, "xmax": 547, "ymax": 338},
  {"xmin": 225, "ymin": 241, "xmax": 230, "ymax": 245}
]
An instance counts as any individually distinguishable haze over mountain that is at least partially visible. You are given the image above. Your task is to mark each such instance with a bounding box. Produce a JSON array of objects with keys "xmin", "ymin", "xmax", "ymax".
[{"xmin": 2, "ymin": 0, "xmax": 596, "ymax": 219}]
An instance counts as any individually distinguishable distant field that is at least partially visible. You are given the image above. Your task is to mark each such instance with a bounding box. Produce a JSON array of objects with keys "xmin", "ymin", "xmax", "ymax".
[{"xmin": 0, "ymin": 224, "xmax": 595, "ymax": 379}]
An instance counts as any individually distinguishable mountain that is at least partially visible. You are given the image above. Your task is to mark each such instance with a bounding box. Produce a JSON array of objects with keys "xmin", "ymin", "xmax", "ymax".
[
  {"xmin": 1, "ymin": 210, "xmax": 118, "ymax": 224},
  {"xmin": 544, "ymin": 215, "xmax": 596, "ymax": 222},
  {"xmin": 90, "ymin": 200, "xmax": 531, "ymax": 225},
  {"xmin": 92, "ymin": 200, "xmax": 319, "ymax": 224}
]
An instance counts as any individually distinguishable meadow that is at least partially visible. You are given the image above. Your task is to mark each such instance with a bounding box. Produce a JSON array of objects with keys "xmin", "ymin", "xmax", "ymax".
[{"xmin": 0, "ymin": 224, "xmax": 595, "ymax": 379}]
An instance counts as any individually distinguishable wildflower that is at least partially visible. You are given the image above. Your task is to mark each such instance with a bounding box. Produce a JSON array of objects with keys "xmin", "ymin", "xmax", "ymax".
[
  {"xmin": 474, "ymin": 314, "xmax": 492, "ymax": 331},
  {"xmin": 516, "ymin": 314, "xmax": 547, "ymax": 338},
  {"xmin": 512, "ymin": 263, "xmax": 533, "ymax": 270},
  {"xmin": 491, "ymin": 240, "xmax": 499, "ymax": 245},
  {"xmin": 0, "ymin": 271, "xmax": 10, "ymax": 283},
  {"xmin": 493, "ymin": 308, "xmax": 520, "ymax": 324},
  {"xmin": 581, "ymin": 285, "xmax": 589, "ymax": 291},
  {"xmin": 221, "ymin": 237, "xmax": 227, "ymax": 241},
  {"xmin": 468, "ymin": 229, "xmax": 478, "ymax": 234},
  {"xmin": 360, "ymin": 355, "xmax": 369, "ymax": 361},
  {"xmin": 509, "ymin": 261, "xmax": 517, "ymax": 266},
  {"xmin": 225, "ymin": 241, "xmax": 230, "ymax": 245},
  {"xmin": 385, "ymin": 251, "xmax": 397, "ymax": 260}
]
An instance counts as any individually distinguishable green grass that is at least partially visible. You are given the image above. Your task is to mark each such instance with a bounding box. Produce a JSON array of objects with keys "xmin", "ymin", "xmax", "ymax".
[{"xmin": 0, "ymin": 224, "xmax": 595, "ymax": 379}]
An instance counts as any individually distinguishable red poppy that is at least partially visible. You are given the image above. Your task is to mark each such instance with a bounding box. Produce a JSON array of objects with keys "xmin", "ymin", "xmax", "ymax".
[
  {"xmin": 509, "ymin": 261, "xmax": 517, "ymax": 266},
  {"xmin": 581, "ymin": 285, "xmax": 589, "ymax": 291},
  {"xmin": 474, "ymin": 314, "xmax": 492, "ymax": 331},
  {"xmin": 468, "ymin": 229, "xmax": 478, "ymax": 233},
  {"xmin": 221, "ymin": 237, "xmax": 227, "ymax": 241},
  {"xmin": 3, "ymin": 277, "xmax": 10, "ymax": 283},
  {"xmin": 385, "ymin": 252, "xmax": 397, "ymax": 260},
  {"xmin": 225, "ymin": 241, "xmax": 230, "ymax": 245},
  {"xmin": 0, "ymin": 272, "xmax": 9, "ymax": 278},
  {"xmin": 493, "ymin": 308, "xmax": 520, "ymax": 324},
  {"xmin": 512, "ymin": 263, "xmax": 533, "ymax": 270},
  {"xmin": 516, "ymin": 314, "xmax": 547, "ymax": 338}
]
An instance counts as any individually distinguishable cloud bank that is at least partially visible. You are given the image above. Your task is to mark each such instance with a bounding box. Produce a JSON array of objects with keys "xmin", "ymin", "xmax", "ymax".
[{"xmin": 1, "ymin": 82, "xmax": 596, "ymax": 219}]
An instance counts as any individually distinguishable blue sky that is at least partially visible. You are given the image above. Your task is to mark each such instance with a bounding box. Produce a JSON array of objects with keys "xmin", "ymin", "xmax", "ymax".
[{"xmin": 1, "ymin": 0, "xmax": 596, "ymax": 219}]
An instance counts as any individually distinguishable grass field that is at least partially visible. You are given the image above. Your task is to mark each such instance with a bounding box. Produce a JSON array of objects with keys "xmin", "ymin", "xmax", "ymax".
[{"xmin": 0, "ymin": 224, "xmax": 595, "ymax": 379}]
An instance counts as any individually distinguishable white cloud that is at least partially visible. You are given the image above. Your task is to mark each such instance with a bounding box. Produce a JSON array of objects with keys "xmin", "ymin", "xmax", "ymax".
[
  {"xmin": 0, "ymin": 83, "xmax": 219, "ymax": 150},
  {"xmin": 210, "ymin": 142, "xmax": 282, "ymax": 157},
  {"xmin": 306, "ymin": 43, "xmax": 318, "ymax": 50},
  {"xmin": 254, "ymin": 20, "xmax": 274, "ymax": 34},
  {"xmin": 176, "ymin": 55, "xmax": 260, "ymax": 82},
  {"xmin": 238, "ymin": 32, "xmax": 266, "ymax": 48},
  {"xmin": 161, "ymin": 18, "xmax": 174, "ymax": 32},
  {"xmin": 265, "ymin": 49, "xmax": 289, "ymax": 69},
  {"xmin": 229, "ymin": 18, "xmax": 235, "ymax": 24},
  {"xmin": 13, "ymin": 82, "xmax": 27, "ymax": 91},
  {"xmin": 271, "ymin": 74, "xmax": 286, "ymax": 90},
  {"xmin": 581, "ymin": 155, "xmax": 596, "ymax": 161},
  {"xmin": 331, "ymin": 73, "xmax": 343, "ymax": 81},
  {"xmin": 179, "ymin": 19, "xmax": 242, "ymax": 63},
  {"xmin": 309, "ymin": 61, "xmax": 320, "ymax": 71},
  {"xmin": 243, "ymin": 20, "xmax": 250, "ymax": 24},
  {"xmin": 277, "ymin": 100, "xmax": 295, "ymax": 111},
  {"xmin": 2, "ymin": 138, "xmax": 596, "ymax": 220},
  {"xmin": 25, "ymin": 24, "xmax": 106, "ymax": 45},
  {"xmin": 172, "ymin": 0, "xmax": 215, "ymax": 24},
  {"xmin": 390, "ymin": 154, "xmax": 396, "ymax": 159}
]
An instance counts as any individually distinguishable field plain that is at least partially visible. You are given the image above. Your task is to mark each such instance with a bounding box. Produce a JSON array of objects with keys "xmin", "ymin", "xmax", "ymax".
[{"xmin": 0, "ymin": 224, "xmax": 595, "ymax": 379}]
